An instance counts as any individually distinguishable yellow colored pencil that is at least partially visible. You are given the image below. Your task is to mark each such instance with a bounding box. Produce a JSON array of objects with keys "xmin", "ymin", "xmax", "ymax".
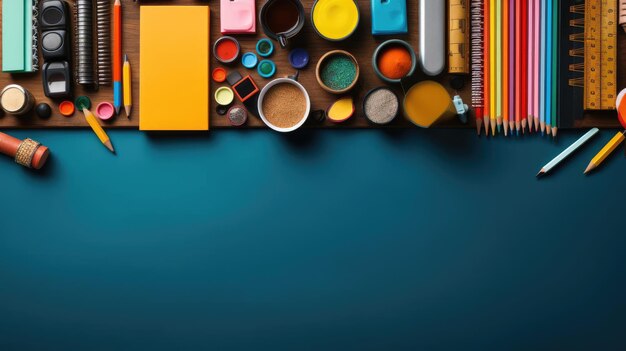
[
  {"xmin": 83, "ymin": 108, "xmax": 115, "ymax": 153},
  {"xmin": 490, "ymin": 0, "xmax": 497, "ymax": 136},
  {"xmin": 495, "ymin": 0, "xmax": 502, "ymax": 134},
  {"xmin": 123, "ymin": 54, "xmax": 132, "ymax": 118},
  {"xmin": 584, "ymin": 131, "xmax": 625, "ymax": 174}
]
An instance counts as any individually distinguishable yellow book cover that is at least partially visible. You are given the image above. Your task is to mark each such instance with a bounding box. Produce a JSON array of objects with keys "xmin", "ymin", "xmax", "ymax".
[{"xmin": 139, "ymin": 6, "xmax": 210, "ymax": 131}]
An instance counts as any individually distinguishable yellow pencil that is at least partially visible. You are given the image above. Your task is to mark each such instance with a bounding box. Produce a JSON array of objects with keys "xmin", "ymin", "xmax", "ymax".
[
  {"xmin": 495, "ymin": 0, "xmax": 502, "ymax": 133},
  {"xmin": 83, "ymin": 108, "xmax": 115, "ymax": 153},
  {"xmin": 584, "ymin": 131, "xmax": 625, "ymax": 174},
  {"xmin": 123, "ymin": 54, "xmax": 132, "ymax": 118},
  {"xmin": 490, "ymin": 0, "xmax": 497, "ymax": 136}
]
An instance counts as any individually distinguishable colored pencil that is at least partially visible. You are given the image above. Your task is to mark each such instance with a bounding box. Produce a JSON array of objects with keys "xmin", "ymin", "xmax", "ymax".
[
  {"xmin": 537, "ymin": 128, "xmax": 599, "ymax": 177},
  {"xmin": 539, "ymin": 0, "xmax": 547, "ymax": 135},
  {"xmin": 123, "ymin": 54, "xmax": 132, "ymax": 118},
  {"xmin": 504, "ymin": 0, "xmax": 517, "ymax": 138},
  {"xmin": 584, "ymin": 131, "xmax": 626, "ymax": 174},
  {"xmin": 113, "ymin": 0, "xmax": 122, "ymax": 115},
  {"xmin": 545, "ymin": 0, "xmax": 552, "ymax": 137},
  {"xmin": 495, "ymin": 0, "xmax": 502, "ymax": 133},
  {"xmin": 551, "ymin": 0, "xmax": 559, "ymax": 138},
  {"xmin": 520, "ymin": 0, "xmax": 528, "ymax": 134},
  {"xmin": 83, "ymin": 108, "xmax": 115, "ymax": 153},
  {"xmin": 489, "ymin": 0, "xmax": 497, "ymax": 135},
  {"xmin": 502, "ymin": 0, "xmax": 509, "ymax": 136},
  {"xmin": 483, "ymin": 0, "xmax": 491, "ymax": 136},
  {"xmin": 472, "ymin": 0, "xmax": 484, "ymax": 136},
  {"xmin": 515, "ymin": 0, "xmax": 524, "ymax": 135},
  {"xmin": 527, "ymin": 0, "xmax": 535, "ymax": 133},
  {"xmin": 533, "ymin": 0, "xmax": 540, "ymax": 132}
]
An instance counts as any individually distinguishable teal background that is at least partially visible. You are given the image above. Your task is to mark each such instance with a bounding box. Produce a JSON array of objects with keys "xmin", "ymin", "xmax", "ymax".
[{"xmin": 1, "ymin": 129, "xmax": 626, "ymax": 350}]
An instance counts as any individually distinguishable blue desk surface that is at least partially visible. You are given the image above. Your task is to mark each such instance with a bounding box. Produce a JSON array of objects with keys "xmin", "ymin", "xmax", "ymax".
[{"xmin": 1, "ymin": 129, "xmax": 625, "ymax": 350}]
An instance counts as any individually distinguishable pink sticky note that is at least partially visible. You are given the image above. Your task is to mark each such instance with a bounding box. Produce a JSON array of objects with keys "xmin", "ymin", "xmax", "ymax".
[{"xmin": 220, "ymin": 0, "xmax": 256, "ymax": 34}]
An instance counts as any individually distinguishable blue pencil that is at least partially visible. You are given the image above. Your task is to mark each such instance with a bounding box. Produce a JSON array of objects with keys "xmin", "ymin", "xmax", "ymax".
[
  {"xmin": 544, "ymin": 0, "xmax": 552, "ymax": 136},
  {"xmin": 539, "ymin": 0, "xmax": 546, "ymax": 135}
]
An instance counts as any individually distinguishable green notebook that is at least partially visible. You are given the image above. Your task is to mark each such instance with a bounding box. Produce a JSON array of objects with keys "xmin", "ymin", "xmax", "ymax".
[{"xmin": 2, "ymin": 0, "xmax": 36, "ymax": 73}]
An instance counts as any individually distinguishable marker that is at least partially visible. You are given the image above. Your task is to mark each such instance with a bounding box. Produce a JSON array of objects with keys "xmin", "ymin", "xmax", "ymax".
[
  {"xmin": 537, "ymin": 128, "xmax": 599, "ymax": 177},
  {"xmin": 82, "ymin": 108, "xmax": 115, "ymax": 153},
  {"xmin": 123, "ymin": 54, "xmax": 132, "ymax": 118},
  {"xmin": 113, "ymin": 0, "xmax": 122, "ymax": 115}
]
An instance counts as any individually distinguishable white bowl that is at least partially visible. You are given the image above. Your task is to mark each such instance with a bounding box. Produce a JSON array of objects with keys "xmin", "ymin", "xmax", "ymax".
[{"xmin": 258, "ymin": 78, "xmax": 311, "ymax": 133}]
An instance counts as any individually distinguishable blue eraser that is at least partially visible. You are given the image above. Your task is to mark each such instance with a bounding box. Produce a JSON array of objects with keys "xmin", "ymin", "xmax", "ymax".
[{"xmin": 371, "ymin": 0, "xmax": 408, "ymax": 35}]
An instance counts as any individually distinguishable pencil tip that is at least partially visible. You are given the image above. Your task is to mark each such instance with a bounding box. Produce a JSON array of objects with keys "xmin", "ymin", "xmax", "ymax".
[{"xmin": 536, "ymin": 170, "xmax": 544, "ymax": 178}]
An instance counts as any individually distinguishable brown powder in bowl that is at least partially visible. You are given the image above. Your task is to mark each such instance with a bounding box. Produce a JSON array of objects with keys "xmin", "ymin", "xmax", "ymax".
[{"xmin": 262, "ymin": 83, "xmax": 307, "ymax": 129}]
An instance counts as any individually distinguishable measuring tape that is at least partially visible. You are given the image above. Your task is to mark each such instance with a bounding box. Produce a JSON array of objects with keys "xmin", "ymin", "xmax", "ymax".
[
  {"xmin": 584, "ymin": 0, "xmax": 617, "ymax": 110},
  {"xmin": 449, "ymin": 0, "xmax": 470, "ymax": 74}
]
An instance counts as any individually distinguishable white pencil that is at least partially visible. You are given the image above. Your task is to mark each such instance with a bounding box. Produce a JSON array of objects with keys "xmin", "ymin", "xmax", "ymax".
[{"xmin": 537, "ymin": 128, "xmax": 599, "ymax": 177}]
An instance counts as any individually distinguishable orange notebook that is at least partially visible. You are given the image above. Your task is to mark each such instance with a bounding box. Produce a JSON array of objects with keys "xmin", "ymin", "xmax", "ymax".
[{"xmin": 139, "ymin": 6, "xmax": 210, "ymax": 131}]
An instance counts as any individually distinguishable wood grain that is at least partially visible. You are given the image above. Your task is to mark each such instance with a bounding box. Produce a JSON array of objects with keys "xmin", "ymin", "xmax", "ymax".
[{"xmin": 0, "ymin": 0, "xmax": 622, "ymax": 129}]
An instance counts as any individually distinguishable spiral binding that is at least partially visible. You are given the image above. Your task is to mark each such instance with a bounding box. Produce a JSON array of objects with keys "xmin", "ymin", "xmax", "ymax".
[
  {"xmin": 75, "ymin": 0, "xmax": 96, "ymax": 87},
  {"xmin": 470, "ymin": 0, "xmax": 484, "ymax": 110},
  {"xmin": 96, "ymin": 0, "xmax": 112, "ymax": 86},
  {"xmin": 31, "ymin": 0, "xmax": 40, "ymax": 72}
]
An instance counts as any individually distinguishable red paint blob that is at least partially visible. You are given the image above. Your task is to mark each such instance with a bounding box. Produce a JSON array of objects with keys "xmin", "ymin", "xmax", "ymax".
[{"xmin": 216, "ymin": 39, "xmax": 239, "ymax": 61}]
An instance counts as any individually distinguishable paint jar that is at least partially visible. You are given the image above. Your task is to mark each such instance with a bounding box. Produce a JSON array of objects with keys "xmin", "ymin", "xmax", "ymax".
[
  {"xmin": 363, "ymin": 87, "xmax": 399, "ymax": 125},
  {"xmin": 311, "ymin": 0, "xmax": 360, "ymax": 41},
  {"xmin": 213, "ymin": 36, "xmax": 241, "ymax": 64},
  {"xmin": 259, "ymin": 0, "xmax": 305, "ymax": 48},
  {"xmin": 372, "ymin": 40, "xmax": 417, "ymax": 84},
  {"xmin": 0, "ymin": 85, "xmax": 35, "ymax": 116},
  {"xmin": 258, "ymin": 77, "xmax": 311, "ymax": 132},
  {"xmin": 403, "ymin": 81, "xmax": 456, "ymax": 128},
  {"xmin": 315, "ymin": 50, "xmax": 359, "ymax": 94}
]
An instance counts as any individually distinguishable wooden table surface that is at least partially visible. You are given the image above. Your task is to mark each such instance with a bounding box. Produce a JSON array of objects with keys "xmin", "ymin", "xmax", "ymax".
[{"xmin": 0, "ymin": 0, "xmax": 622, "ymax": 129}]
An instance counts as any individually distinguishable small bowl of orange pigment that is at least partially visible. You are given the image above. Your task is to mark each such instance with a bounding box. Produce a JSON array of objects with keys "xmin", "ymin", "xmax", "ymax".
[{"xmin": 372, "ymin": 39, "xmax": 416, "ymax": 84}]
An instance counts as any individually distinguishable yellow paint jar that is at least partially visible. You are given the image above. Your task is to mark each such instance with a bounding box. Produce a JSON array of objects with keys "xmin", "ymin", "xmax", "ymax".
[
  {"xmin": 312, "ymin": 0, "xmax": 359, "ymax": 41},
  {"xmin": 403, "ymin": 81, "xmax": 456, "ymax": 128}
]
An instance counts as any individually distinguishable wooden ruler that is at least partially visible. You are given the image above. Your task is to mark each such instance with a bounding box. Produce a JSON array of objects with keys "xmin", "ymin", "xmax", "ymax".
[
  {"xmin": 449, "ymin": 0, "xmax": 470, "ymax": 74},
  {"xmin": 584, "ymin": 0, "xmax": 617, "ymax": 110}
]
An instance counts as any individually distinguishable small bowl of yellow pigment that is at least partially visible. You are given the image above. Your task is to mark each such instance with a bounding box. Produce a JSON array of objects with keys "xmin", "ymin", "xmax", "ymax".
[{"xmin": 311, "ymin": 0, "xmax": 360, "ymax": 41}]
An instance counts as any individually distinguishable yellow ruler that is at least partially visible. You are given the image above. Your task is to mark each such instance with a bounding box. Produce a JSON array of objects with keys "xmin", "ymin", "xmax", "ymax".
[
  {"xmin": 584, "ymin": 0, "xmax": 617, "ymax": 110},
  {"xmin": 448, "ymin": 0, "xmax": 470, "ymax": 74}
]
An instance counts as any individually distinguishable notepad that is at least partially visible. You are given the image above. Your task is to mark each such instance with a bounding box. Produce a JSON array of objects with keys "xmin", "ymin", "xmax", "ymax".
[
  {"xmin": 2, "ymin": 0, "xmax": 38, "ymax": 73},
  {"xmin": 139, "ymin": 6, "xmax": 210, "ymax": 131}
]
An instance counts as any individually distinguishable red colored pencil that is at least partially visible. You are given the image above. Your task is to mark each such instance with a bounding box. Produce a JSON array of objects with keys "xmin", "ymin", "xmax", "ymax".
[
  {"xmin": 520, "ymin": 0, "xmax": 528, "ymax": 134},
  {"xmin": 113, "ymin": 0, "xmax": 122, "ymax": 115}
]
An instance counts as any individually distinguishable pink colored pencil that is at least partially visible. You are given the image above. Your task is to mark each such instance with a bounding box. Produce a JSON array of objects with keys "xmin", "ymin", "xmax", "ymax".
[
  {"xmin": 532, "ymin": 0, "xmax": 540, "ymax": 132},
  {"xmin": 514, "ymin": 0, "xmax": 522, "ymax": 135},
  {"xmin": 527, "ymin": 0, "xmax": 535, "ymax": 132},
  {"xmin": 509, "ymin": 0, "xmax": 516, "ymax": 136}
]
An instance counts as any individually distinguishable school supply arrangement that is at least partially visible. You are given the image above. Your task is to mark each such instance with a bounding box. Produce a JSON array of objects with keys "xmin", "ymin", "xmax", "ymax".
[{"xmin": 0, "ymin": 0, "xmax": 625, "ymax": 175}]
